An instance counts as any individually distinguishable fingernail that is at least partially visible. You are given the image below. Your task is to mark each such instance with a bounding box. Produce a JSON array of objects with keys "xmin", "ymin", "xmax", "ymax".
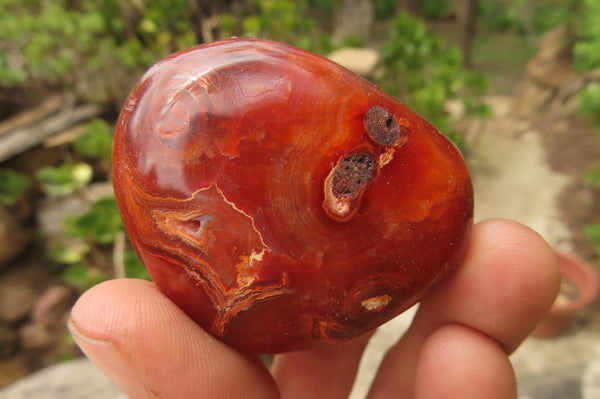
[{"xmin": 67, "ymin": 318, "xmax": 151, "ymax": 398}]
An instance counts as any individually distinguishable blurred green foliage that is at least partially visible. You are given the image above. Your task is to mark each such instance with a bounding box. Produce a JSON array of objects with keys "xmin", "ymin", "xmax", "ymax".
[
  {"xmin": 36, "ymin": 162, "xmax": 93, "ymax": 196},
  {"xmin": 123, "ymin": 249, "xmax": 150, "ymax": 280},
  {"xmin": 219, "ymin": 0, "xmax": 334, "ymax": 54},
  {"xmin": 568, "ymin": 0, "xmax": 600, "ymax": 260},
  {"xmin": 32, "ymin": 118, "xmax": 148, "ymax": 287},
  {"xmin": 379, "ymin": 12, "xmax": 490, "ymax": 144},
  {"xmin": 73, "ymin": 118, "xmax": 113, "ymax": 161},
  {"xmin": 531, "ymin": 2, "xmax": 572, "ymax": 32},
  {"xmin": 585, "ymin": 225, "xmax": 600, "ymax": 260},
  {"xmin": 51, "ymin": 195, "xmax": 150, "ymax": 289},
  {"xmin": 0, "ymin": 0, "xmax": 197, "ymax": 105},
  {"xmin": 421, "ymin": 0, "xmax": 452, "ymax": 19},
  {"xmin": 61, "ymin": 263, "xmax": 109, "ymax": 291},
  {"xmin": 374, "ymin": 0, "xmax": 397, "ymax": 19},
  {"xmin": 477, "ymin": 0, "xmax": 589, "ymax": 37},
  {"xmin": 579, "ymin": 83, "xmax": 600, "ymax": 131},
  {"xmin": 584, "ymin": 162, "xmax": 600, "ymax": 185},
  {"xmin": 479, "ymin": 0, "xmax": 526, "ymax": 33},
  {"xmin": 573, "ymin": 0, "xmax": 600, "ymax": 72},
  {"xmin": 64, "ymin": 198, "xmax": 123, "ymax": 245},
  {"xmin": 48, "ymin": 240, "xmax": 90, "ymax": 265},
  {"xmin": 479, "ymin": 0, "xmax": 600, "ymax": 77},
  {"xmin": 0, "ymin": 168, "xmax": 31, "ymax": 206}
]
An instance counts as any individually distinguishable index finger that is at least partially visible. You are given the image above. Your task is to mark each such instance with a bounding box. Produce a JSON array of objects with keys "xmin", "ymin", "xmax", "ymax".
[{"xmin": 368, "ymin": 218, "xmax": 561, "ymax": 397}]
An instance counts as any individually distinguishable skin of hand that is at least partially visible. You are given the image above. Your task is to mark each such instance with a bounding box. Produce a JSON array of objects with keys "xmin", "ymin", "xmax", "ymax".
[{"xmin": 68, "ymin": 218, "xmax": 561, "ymax": 399}]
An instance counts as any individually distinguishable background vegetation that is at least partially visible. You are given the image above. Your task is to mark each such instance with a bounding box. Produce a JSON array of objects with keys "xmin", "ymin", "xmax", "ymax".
[{"xmin": 0, "ymin": 0, "xmax": 599, "ymax": 376}]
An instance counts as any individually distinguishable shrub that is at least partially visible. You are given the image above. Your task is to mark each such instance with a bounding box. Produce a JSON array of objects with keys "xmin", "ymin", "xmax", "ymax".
[{"xmin": 378, "ymin": 12, "xmax": 489, "ymax": 144}]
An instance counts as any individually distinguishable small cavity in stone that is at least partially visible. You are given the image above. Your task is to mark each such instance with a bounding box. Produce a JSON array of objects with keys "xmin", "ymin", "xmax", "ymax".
[
  {"xmin": 364, "ymin": 106, "xmax": 403, "ymax": 146},
  {"xmin": 332, "ymin": 152, "xmax": 376, "ymax": 198}
]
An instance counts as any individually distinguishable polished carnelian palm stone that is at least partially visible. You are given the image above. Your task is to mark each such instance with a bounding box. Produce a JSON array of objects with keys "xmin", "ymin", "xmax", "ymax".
[{"xmin": 112, "ymin": 38, "xmax": 474, "ymax": 353}]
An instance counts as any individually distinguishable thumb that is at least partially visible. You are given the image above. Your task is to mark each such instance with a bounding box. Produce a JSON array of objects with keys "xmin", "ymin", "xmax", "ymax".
[{"xmin": 68, "ymin": 279, "xmax": 279, "ymax": 399}]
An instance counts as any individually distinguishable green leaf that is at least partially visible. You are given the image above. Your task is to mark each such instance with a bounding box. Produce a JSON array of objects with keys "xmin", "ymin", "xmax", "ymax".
[
  {"xmin": 421, "ymin": 0, "xmax": 451, "ymax": 19},
  {"xmin": 584, "ymin": 164, "xmax": 600, "ymax": 185},
  {"xmin": 36, "ymin": 162, "xmax": 93, "ymax": 196},
  {"xmin": 62, "ymin": 264, "xmax": 109, "ymax": 290},
  {"xmin": 532, "ymin": 3, "xmax": 574, "ymax": 33},
  {"xmin": 579, "ymin": 83, "xmax": 600, "ymax": 133},
  {"xmin": 0, "ymin": 169, "xmax": 31, "ymax": 205},
  {"xmin": 138, "ymin": 18, "xmax": 158, "ymax": 34},
  {"xmin": 48, "ymin": 240, "xmax": 90, "ymax": 265},
  {"xmin": 464, "ymin": 72, "xmax": 490, "ymax": 95},
  {"xmin": 377, "ymin": 11, "xmax": 486, "ymax": 139},
  {"xmin": 579, "ymin": 83, "xmax": 600, "ymax": 116},
  {"xmin": 375, "ymin": 0, "xmax": 396, "ymax": 19},
  {"xmin": 64, "ymin": 198, "xmax": 124, "ymax": 244},
  {"xmin": 218, "ymin": 13, "xmax": 236, "ymax": 37},
  {"xmin": 243, "ymin": 15, "xmax": 261, "ymax": 37},
  {"xmin": 74, "ymin": 118, "xmax": 113, "ymax": 160},
  {"xmin": 585, "ymin": 224, "xmax": 600, "ymax": 259},
  {"xmin": 124, "ymin": 250, "xmax": 151, "ymax": 280},
  {"xmin": 479, "ymin": 0, "xmax": 525, "ymax": 33}
]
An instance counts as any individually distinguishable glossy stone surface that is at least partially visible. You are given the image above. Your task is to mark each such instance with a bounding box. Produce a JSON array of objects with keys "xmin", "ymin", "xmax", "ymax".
[{"xmin": 112, "ymin": 38, "xmax": 474, "ymax": 353}]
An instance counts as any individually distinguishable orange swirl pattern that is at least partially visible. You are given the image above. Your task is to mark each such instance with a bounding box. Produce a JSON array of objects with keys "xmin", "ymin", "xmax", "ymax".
[{"xmin": 112, "ymin": 38, "xmax": 474, "ymax": 353}]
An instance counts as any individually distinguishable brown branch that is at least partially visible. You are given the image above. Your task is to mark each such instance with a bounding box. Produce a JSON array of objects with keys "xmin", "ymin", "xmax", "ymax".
[
  {"xmin": 0, "ymin": 96, "xmax": 64, "ymax": 137},
  {"xmin": 0, "ymin": 99, "xmax": 102, "ymax": 162}
]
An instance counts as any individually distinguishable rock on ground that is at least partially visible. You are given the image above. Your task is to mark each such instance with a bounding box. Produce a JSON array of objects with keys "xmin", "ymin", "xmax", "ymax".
[
  {"xmin": 0, "ymin": 358, "xmax": 123, "ymax": 399},
  {"xmin": 327, "ymin": 47, "xmax": 380, "ymax": 78}
]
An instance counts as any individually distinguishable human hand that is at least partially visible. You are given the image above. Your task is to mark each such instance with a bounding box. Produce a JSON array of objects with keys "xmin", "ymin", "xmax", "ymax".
[{"xmin": 68, "ymin": 219, "xmax": 560, "ymax": 398}]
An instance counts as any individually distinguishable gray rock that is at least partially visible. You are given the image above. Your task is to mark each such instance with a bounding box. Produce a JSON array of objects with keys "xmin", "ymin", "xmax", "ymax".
[
  {"xmin": 327, "ymin": 47, "xmax": 379, "ymax": 77},
  {"xmin": 582, "ymin": 355, "xmax": 600, "ymax": 399},
  {"xmin": 0, "ymin": 358, "xmax": 124, "ymax": 399}
]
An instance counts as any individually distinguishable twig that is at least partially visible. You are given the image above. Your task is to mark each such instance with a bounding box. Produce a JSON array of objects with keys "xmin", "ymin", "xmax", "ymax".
[
  {"xmin": 0, "ymin": 101, "xmax": 102, "ymax": 162},
  {"xmin": 0, "ymin": 95, "xmax": 64, "ymax": 137}
]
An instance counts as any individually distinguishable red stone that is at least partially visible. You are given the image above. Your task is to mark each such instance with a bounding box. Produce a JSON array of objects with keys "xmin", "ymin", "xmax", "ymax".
[{"xmin": 112, "ymin": 38, "xmax": 474, "ymax": 353}]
